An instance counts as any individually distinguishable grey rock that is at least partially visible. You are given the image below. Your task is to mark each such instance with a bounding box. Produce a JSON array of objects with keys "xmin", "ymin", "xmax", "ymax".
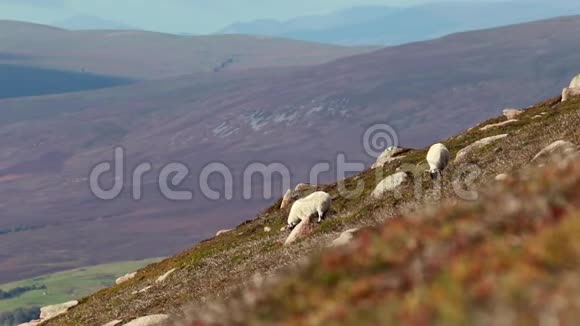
[
  {"xmin": 330, "ymin": 228, "xmax": 361, "ymax": 247},
  {"xmin": 502, "ymin": 108, "xmax": 524, "ymax": 120},
  {"xmin": 40, "ymin": 300, "xmax": 79, "ymax": 321},
  {"xmin": 480, "ymin": 119, "xmax": 518, "ymax": 131},
  {"xmin": 455, "ymin": 134, "xmax": 508, "ymax": 163},
  {"xmin": 115, "ymin": 272, "xmax": 137, "ymax": 285},
  {"xmin": 156, "ymin": 269, "xmax": 176, "ymax": 283},
  {"xmin": 284, "ymin": 219, "xmax": 312, "ymax": 246},
  {"xmin": 531, "ymin": 140, "xmax": 577, "ymax": 162},
  {"xmin": 371, "ymin": 172, "xmax": 409, "ymax": 199},
  {"xmin": 372, "ymin": 146, "xmax": 407, "ymax": 169},
  {"xmin": 123, "ymin": 315, "xmax": 170, "ymax": 326}
]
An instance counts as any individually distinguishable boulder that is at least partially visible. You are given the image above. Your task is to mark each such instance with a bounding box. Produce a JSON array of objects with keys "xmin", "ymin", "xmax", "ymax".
[
  {"xmin": 156, "ymin": 268, "xmax": 176, "ymax": 283},
  {"xmin": 480, "ymin": 120, "xmax": 518, "ymax": 131},
  {"xmin": 562, "ymin": 87, "xmax": 580, "ymax": 102},
  {"xmin": 371, "ymin": 172, "xmax": 409, "ymax": 199},
  {"xmin": 372, "ymin": 146, "xmax": 407, "ymax": 169},
  {"xmin": 502, "ymin": 108, "xmax": 524, "ymax": 120},
  {"xmin": 264, "ymin": 226, "xmax": 271, "ymax": 233},
  {"xmin": 40, "ymin": 300, "xmax": 79, "ymax": 321},
  {"xmin": 216, "ymin": 229, "xmax": 231, "ymax": 236},
  {"xmin": 531, "ymin": 140, "xmax": 577, "ymax": 163},
  {"xmin": 294, "ymin": 183, "xmax": 315, "ymax": 192},
  {"xmin": 284, "ymin": 219, "xmax": 313, "ymax": 246},
  {"xmin": 116, "ymin": 272, "xmax": 137, "ymax": 285},
  {"xmin": 17, "ymin": 320, "xmax": 42, "ymax": 326},
  {"xmin": 123, "ymin": 315, "xmax": 170, "ymax": 326},
  {"xmin": 330, "ymin": 228, "xmax": 361, "ymax": 247},
  {"xmin": 455, "ymin": 134, "xmax": 508, "ymax": 163},
  {"xmin": 103, "ymin": 321, "xmax": 124, "ymax": 326},
  {"xmin": 280, "ymin": 189, "xmax": 293, "ymax": 209},
  {"xmin": 134, "ymin": 285, "xmax": 153, "ymax": 294},
  {"xmin": 495, "ymin": 174, "xmax": 509, "ymax": 181}
]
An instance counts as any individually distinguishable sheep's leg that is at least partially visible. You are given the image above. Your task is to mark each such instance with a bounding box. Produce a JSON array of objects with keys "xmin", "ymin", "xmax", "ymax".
[{"xmin": 317, "ymin": 209, "xmax": 325, "ymax": 223}]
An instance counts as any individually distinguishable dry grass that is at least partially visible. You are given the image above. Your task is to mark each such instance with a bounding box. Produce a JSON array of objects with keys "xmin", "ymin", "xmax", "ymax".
[{"xmin": 45, "ymin": 96, "xmax": 580, "ymax": 326}]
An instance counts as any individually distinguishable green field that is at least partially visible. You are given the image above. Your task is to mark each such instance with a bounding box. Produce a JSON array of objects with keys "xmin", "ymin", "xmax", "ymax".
[{"xmin": 0, "ymin": 258, "xmax": 162, "ymax": 314}]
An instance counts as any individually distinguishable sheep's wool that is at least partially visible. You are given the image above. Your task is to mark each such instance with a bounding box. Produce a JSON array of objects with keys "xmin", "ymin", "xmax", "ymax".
[
  {"xmin": 426, "ymin": 143, "xmax": 450, "ymax": 172},
  {"xmin": 287, "ymin": 192, "xmax": 331, "ymax": 226},
  {"xmin": 570, "ymin": 74, "xmax": 580, "ymax": 88}
]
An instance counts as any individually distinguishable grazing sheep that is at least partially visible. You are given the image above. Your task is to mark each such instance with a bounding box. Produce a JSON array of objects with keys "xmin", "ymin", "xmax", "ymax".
[
  {"xmin": 426, "ymin": 143, "xmax": 450, "ymax": 180},
  {"xmin": 287, "ymin": 191, "xmax": 331, "ymax": 229},
  {"xmin": 562, "ymin": 74, "xmax": 580, "ymax": 102}
]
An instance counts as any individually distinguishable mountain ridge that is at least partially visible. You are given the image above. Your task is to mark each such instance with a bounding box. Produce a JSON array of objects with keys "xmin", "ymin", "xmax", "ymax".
[
  {"xmin": 220, "ymin": 1, "xmax": 580, "ymax": 45},
  {"xmin": 0, "ymin": 20, "xmax": 375, "ymax": 79}
]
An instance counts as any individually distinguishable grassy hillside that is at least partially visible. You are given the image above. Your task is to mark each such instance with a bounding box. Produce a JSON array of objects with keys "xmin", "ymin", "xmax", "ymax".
[
  {"xmin": 43, "ymin": 95, "xmax": 579, "ymax": 325},
  {"xmin": 0, "ymin": 258, "xmax": 160, "ymax": 314}
]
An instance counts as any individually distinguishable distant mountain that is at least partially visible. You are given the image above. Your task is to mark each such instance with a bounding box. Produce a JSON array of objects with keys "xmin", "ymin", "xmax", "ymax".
[
  {"xmin": 1, "ymin": 15, "xmax": 580, "ymax": 284},
  {"xmin": 0, "ymin": 20, "xmax": 375, "ymax": 79},
  {"xmin": 52, "ymin": 15, "xmax": 136, "ymax": 31},
  {"xmin": 220, "ymin": 1, "xmax": 580, "ymax": 45},
  {"xmin": 220, "ymin": 6, "xmax": 397, "ymax": 36}
]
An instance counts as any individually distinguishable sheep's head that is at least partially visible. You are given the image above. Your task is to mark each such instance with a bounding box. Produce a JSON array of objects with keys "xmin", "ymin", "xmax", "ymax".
[{"xmin": 430, "ymin": 169, "xmax": 442, "ymax": 180}]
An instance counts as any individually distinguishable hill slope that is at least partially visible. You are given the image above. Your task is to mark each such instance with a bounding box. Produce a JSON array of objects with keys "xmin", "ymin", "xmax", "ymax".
[
  {"xmin": 44, "ymin": 91, "xmax": 580, "ymax": 326},
  {"xmin": 1, "ymin": 16, "xmax": 580, "ymax": 284},
  {"xmin": 0, "ymin": 20, "xmax": 375, "ymax": 79}
]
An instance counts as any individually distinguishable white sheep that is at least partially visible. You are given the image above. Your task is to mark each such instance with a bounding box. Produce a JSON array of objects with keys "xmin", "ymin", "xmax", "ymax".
[
  {"xmin": 287, "ymin": 191, "xmax": 332, "ymax": 229},
  {"xmin": 426, "ymin": 143, "xmax": 450, "ymax": 180}
]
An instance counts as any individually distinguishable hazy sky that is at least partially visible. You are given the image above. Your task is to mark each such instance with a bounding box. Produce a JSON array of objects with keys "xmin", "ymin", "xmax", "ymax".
[{"xmin": 0, "ymin": 0, "xmax": 502, "ymax": 34}]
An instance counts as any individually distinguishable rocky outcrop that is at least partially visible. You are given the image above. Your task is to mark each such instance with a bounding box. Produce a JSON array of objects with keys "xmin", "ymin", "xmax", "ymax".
[
  {"xmin": 455, "ymin": 134, "xmax": 508, "ymax": 163},
  {"xmin": 330, "ymin": 228, "xmax": 361, "ymax": 247},
  {"xmin": 116, "ymin": 272, "xmax": 137, "ymax": 285},
  {"xmin": 156, "ymin": 269, "xmax": 176, "ymax": 283},
  {"xmin": 281, "ymin": 184, "xmax": 318, "ymax": 210},
  {"xmin": 123, "ymin": 315, "xmax": 170, "ymax": 326},
  {"xmin": 480, "ymin": 120, "xmax": 518, "ymax": 131},
  {"xmin": 102, "ymin": 320, "xmax": 124, "ymax": 326},
  {"xmin": 294, "ymin": 183, "xmax": 315, "ymax": 192},
  {"xmin": 17, "ymin": 321, "xmax": 42, "ymax": 326},
  {"xmin": 39, "ymin": 300, "xmax": 79, "ymax": 321},
  {"xmin": 284, "ymin": 219, "xmax": 313, "ymax": 246},
  {"xmin": 531, "ymin": 140, "xmax": 577, "ymax": 163},
  {"xmin": 132, "ymin": 285, "xmax": 153, "ymax": 295},
  {"xmin": 562, "ymin": 74, "xmax": 580, "ymax": 102},
  {"xmin": 280, "ymin": 189, "xmax": 293, "ymax": 209},
  {"xmin": 371, "ymin": 172, "xmax": 409, "ymax": 199},
  {"xmin": 216, "ymin": 229, "xmax": 231, "ymax": 236},
  {"xmin": 502, "ymin": 108, "xmax": 524, "ymax": 120},
  {"xmin": 495, "ymin": 173, "xmax": 509, "ymax": 181},
  {"xmin": 372, "ymin": 147, "xmax": 408, "ymax": 169}
]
